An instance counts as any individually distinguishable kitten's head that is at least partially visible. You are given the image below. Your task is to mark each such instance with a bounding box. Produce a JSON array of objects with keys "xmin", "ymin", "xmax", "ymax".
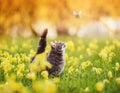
[{"xmin": 50, "ymin": 41, "xmax": 66, "ymax": 53}]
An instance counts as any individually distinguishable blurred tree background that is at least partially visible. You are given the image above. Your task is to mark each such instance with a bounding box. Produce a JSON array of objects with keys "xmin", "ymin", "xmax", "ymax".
[{"xmin": 0, "ymin": 0, "xmax": 120, "ymax": 38}]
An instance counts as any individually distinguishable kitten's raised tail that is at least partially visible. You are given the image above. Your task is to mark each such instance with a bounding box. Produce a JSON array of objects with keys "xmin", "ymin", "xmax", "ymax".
[
  {"xmin": 36, "ymin": 28, "xmax": 48, "ymax": 54},
  {"xmin": 31, "ymin": 28, "xmax": 48, "ymax": 63},
  {"xmin": 41, "ymin": 28, "xmax": 48, "ymax": 38}
]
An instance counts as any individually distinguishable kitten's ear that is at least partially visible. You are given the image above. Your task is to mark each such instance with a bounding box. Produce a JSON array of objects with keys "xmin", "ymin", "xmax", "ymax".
[
  {"xmin": 50, "ymin": 42, "xmax": 54, "ymax": 46},
  {"xmin": 50, "ymin": 42, "xmax": 55, "ymax": 49}
]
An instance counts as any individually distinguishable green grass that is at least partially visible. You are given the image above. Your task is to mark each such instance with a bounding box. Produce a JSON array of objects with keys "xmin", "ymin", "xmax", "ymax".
[{"xmin": 0, "ymin": 36, "xmax": 120, "ymax": 93}]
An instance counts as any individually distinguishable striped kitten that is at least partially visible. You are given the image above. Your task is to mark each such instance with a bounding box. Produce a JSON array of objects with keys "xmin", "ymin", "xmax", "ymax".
[{"xmin": 46, "ymin": 41, "xmax": 66, "ymax": 76}]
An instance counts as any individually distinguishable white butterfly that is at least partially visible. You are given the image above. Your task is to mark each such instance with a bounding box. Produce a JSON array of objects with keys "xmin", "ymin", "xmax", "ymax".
[{"xmin": 73, "ymin": 10, "xmax": 82, "ymax": 18}]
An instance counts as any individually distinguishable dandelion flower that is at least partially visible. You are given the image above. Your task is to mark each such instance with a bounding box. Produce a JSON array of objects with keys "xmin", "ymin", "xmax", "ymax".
[
  {"xmin": 41, "ymin": 71, "xmax": 49, "ymax": 79},
  {"xmin": 80, "ymin": 55, "xmax": 83, "ymax": 60},
  {"xmin": 81, "ymin": 61, "xmax": 91, "ymax": 69},
  {"xmin": 53, "ymin": 77, "xmax": 60, "ymax": 83},
  {"xmin": 17, "ymin": 63, "xmax": 25, "ymax": 72},
  {"xmin": 26, "ymin": 72, "xmax": 36, "ymax": 80},
  {"xmin": 95, "ymin": 82, "xmax": 104, "ymax": 92},
  {"xmin": 3, "ymin": 63, "xmax": 13, "ymax": 73},
  {"xmin": 108, "ymin": 71, "xmax": 113, "ymax": 78},
  {"xmin": 45, "ymin": 80, "xmax": 57, "ymax": 93},
  {"xmin": 115, "ymin": 77, "xmax": 120, "ymax": 84},
  {"xmin": 68, "ymin": 66, "xmax": 74, "ymax": 74},
  {"xmin": 84, "ymin": 87, "xmax": 90, "ymax": 92},
  {"xmin": 92, "ymin": 67, "xmax": 102, "ymax": 75},
  {"xmin": 103, "ymin": 79, "xmax": 109, "ymax": 84},
  {"xmin": 66, "ymin": 41, "xmax": 74, "ymax": 52},
  {"xmin": 115, "ymin": 62, "xmax": 119, "ymax": 71},
  {"xmin": 33, "ymin": 80, "xmax": 57, "ymax": 93}
]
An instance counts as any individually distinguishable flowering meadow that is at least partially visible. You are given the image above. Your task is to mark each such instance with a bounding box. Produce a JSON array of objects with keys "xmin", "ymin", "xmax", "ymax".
[{"xmin": 0, "ymin": 37, "xmax": 120, "ymax": 93}]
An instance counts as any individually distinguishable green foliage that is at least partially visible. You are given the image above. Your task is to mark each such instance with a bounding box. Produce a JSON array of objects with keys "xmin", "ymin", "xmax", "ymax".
[{"xmin": 0, "ymin": 37, "xmax": 120, "ymax": 93}]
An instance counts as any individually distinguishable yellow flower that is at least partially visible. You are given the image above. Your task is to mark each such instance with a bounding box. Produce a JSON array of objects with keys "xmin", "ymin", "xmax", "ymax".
[
  {"xmin": 30, "ymin": 49, "xmax": 36, "ymax": 57},
  {"xmin": 17, "ymin": 63, "xmax": 25, "ymax": 72},
  {"xmin": 79, "ymin": 55, "xmax": 83, "ymax": 60},
  {"xmin": 65, "ymin": 53, "xmax": 69, "ymax": 61},
  {"xmin": 108, "ymin": 52, "xmax": 115, "ymax": 62},
  {"xmin": 86, "ymin": 48, "xmax": 92, "ymax": 56},
  {"xmin": 46, "ymin": 62, "xmax": 52, "ymax": 69},
  {"xmin": 108, "ymin": 71, "xmax": 113, "ymax": 78},
  {"xmin": 9, "ymin": 81, "xmax": 23, "ymax": 92},
  {"xmin": 115, "ymin": 77, "xmax": 120, "ymax": 84},
  {"xmin": 53, "ymin": 77, "xmax": 60, "ymax": 83},
  {"xmin": 103, "ymin": 79, "xmax": 109, "ymax": 84},
  {"xmin": 81, "ymin": 61, "xmax": 91, "ymax": 69},
  {"xmin": 92, "ymin": 67, "xmax": 102, "ymax": 75},
  {"xmin": 1, "ymin": 80, "xmax": 28, "ymax": 93},
  {"xmin": 99, "ymin": 50, "xmax": 108, "ymax": 61},
  {"xmin": 105, "ymin": 40, "xmax": 110, "ymax": 45},
  {"xmin": 10, "ymin": 74, "xmax": 17, "ymax": 80},
  {"xmin": 33, "ymin": 80, "xmax": 57, "ymax": 93},
  {"xmin": 77, "ymin": 46, "xmax": 82, "ymax": 52},
  {"xmin": 68, "ymin": 66, "xmax": 74, "ymax": 74},
  {"xmin": 22, "ymin": 43, "xmax": 29, "ymax": 49},
  {"xmin": 39, "ymin": 63, "xmax": 46, "ymax": 71},
  {"xmin": 112, "ymin": 39, "xmax": 120, "ymax": 48},
  {"xmin": 115, "ymin": 62, "xmax": 119, "ymax": 71},
  {"xmin": 17, "ymin": 71, "xmax": 24, "ymax": 78},
  {"xmin": 0, "ymin": 84, "xmax": 4, "ymax": 89},
  {"xmin": 12, "ymin": 57, "xmax": 17, "ymax": 63},
  {"xmin": 95, "ymin": 82, "xmax": 104, "ymax": 92},
  {"xmin": 89, "ymin": 40, "xmax": 98, "ymax": 50},
  {"xmin": 5, "ymin": 73, "xmax": 9, "ymax": 80},
  {"xmin": 26, "ymin": 72, "xmax": 36, "ymax": 80},
  {"xmin": 10, "ymin": 47, "xmax": 16, "ymax": 52},
  {"xmin": 3, "ymin": 63, "xmax": 13, "ymax": 73},
  {"xmin": 24, "ymin": 56, "xmax": 30, "ymax": 62},
  {"xmin": 99, "ymin": 45, "xmax": 115, "ymax": 62},
  {"xmin": 84, "ymin": 87, "xmax": 90, "ymax": 92},
  {"xmin": 29, "ymin": 63, "xmax": 38, "ymax": 72},
  {"xmin": 66, "ymin": 41, "xmax": 74, "ymax": 52},
  {"xmin": 41, "ymin": 71, "xmax": 49, "ymax": 79},
  {"xmin": 36, "ymin": 55, "xmax": 50, "ymax": 71},
  {"xmin": 32, "ymin": 81, "xmax": 43, "ymax": 92},
  {"xmin": 75, "ymin": 69, "xmax": 79, "ymax": 73},
  {"xmin": 45, "ymin": 80, "xmax": 57, "ymax": 93}
]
